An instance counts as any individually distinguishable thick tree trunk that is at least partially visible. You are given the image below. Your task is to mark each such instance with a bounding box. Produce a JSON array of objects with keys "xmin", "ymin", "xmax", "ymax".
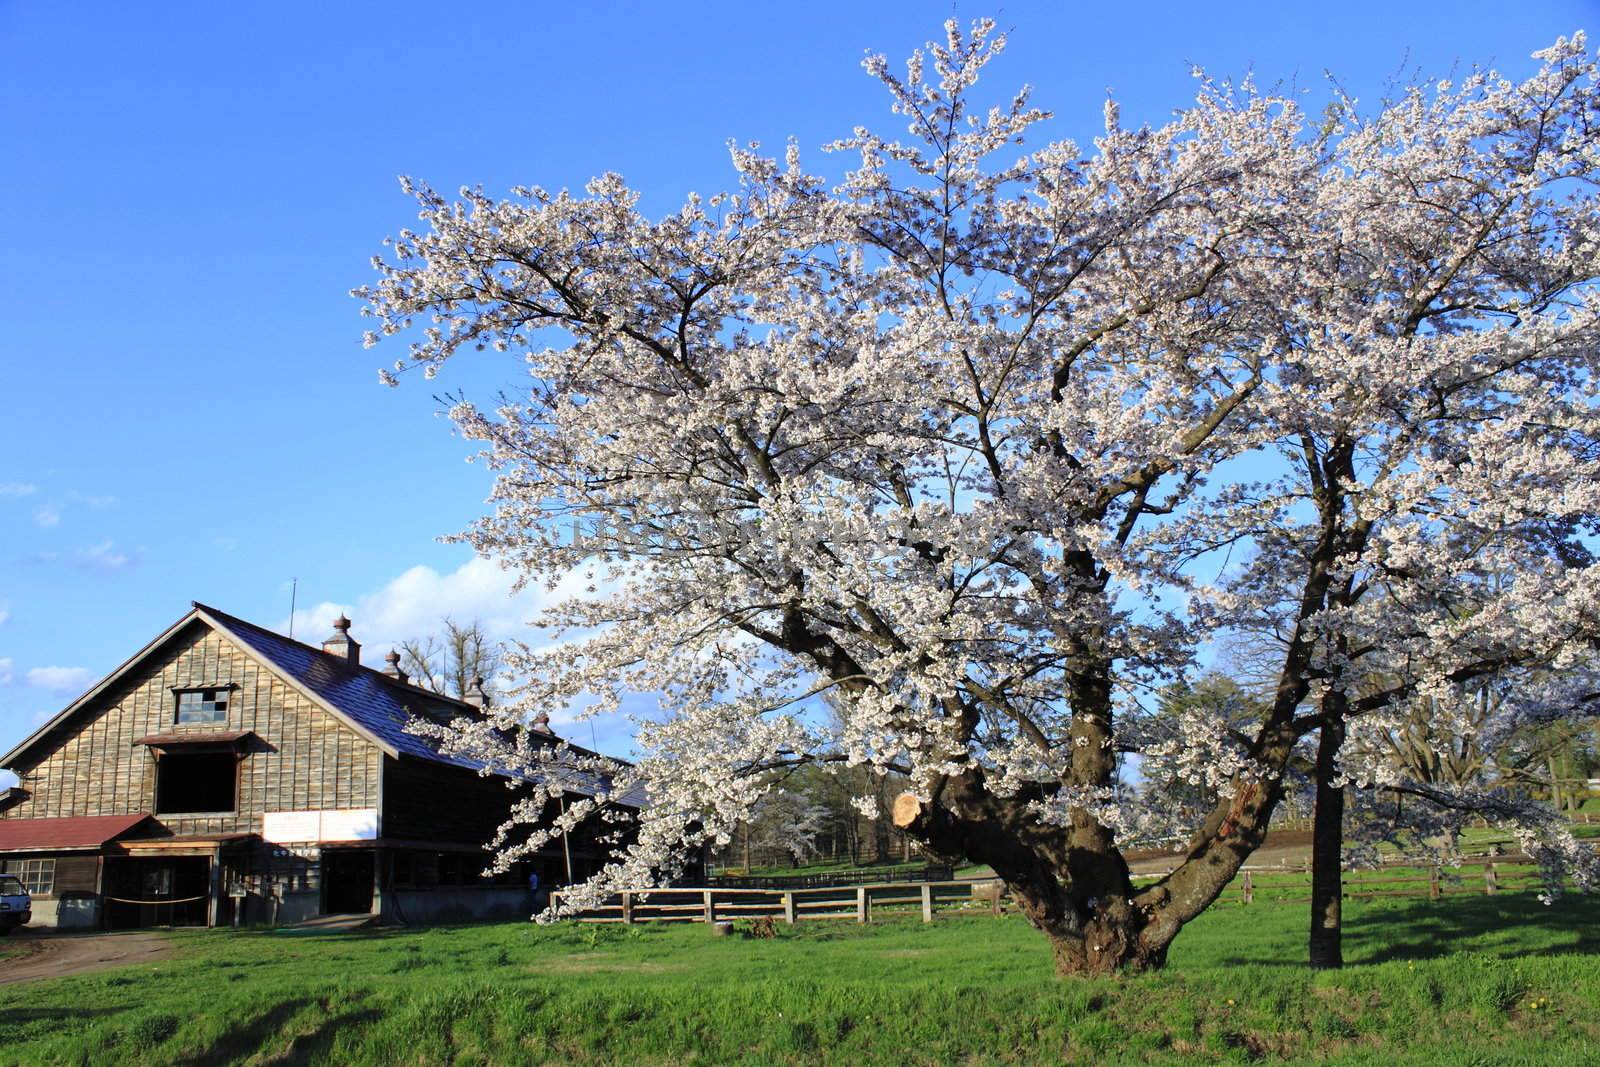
[
  {"xmin": 1309, "ymin": 716, "xmax": 1346, "ymax": 970},
  {"xmin": 1046, "ymin": 922, "xmax": 1170, "ymax": 975},
  {"xmin": 892, "ymin": 785, "xmax": 1176, "ymax": 975}
]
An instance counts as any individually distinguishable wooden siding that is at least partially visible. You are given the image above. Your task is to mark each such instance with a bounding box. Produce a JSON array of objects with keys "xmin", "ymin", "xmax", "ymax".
[
  {"xmin": 382, "ymin": 756, "xmax": 615, "ymax": 859},
  {"xmin": 55, "ymin": 855, "xmax": 99, "ymax": 897},
  {"xmin": 1, "ymin": 621, "xmax": 382, "ymax": 837},
  {"xmin": 381, "ymin": 756, "xmax": 526, "ymax": 847}
]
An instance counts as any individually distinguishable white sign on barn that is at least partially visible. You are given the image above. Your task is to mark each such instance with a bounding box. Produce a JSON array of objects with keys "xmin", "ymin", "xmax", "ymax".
[{"xmin": 262, "ymin": 808, "xmax": 379, "ymax": 844}]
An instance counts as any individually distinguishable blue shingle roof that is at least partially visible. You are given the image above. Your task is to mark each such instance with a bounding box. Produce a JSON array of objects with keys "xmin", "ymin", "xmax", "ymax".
[
  {"xmin": 195, "ymin": 603, "xmax": 640, "ymax": 807},
  {"xmin": 198, "ymin": 603, "xmax": 493, "ymax": 772}
]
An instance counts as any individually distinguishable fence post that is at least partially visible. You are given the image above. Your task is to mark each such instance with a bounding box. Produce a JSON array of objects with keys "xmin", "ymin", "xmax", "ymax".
[
  {"xmin": 703, "ymin": 889, "xmax": 716, "ymax": 925},
  {"xmin": 783, "ymin": 891, "xmax": 796, "ymax": 925},
  {"xmin": 1429, "ymin": 868, "xmax": 1440, "ymax": 901},
  {"xmin": 921, "ymin": 883, "xmax": 933, "ymax": 923},
  {"xmin": 992, "ymin": 885, "xmax": 1003, "ymax": 917},
  {"xmin": 1484, "ymin": 863, "xmax": 1498, "ymax": 896},
  {"xmin": 856, "ymin": 886, "xmax": 870, "ymax": 924},
  {"xmin": 621, "ymin": 892, "xmax": 634, "ymax": 925},
  {"xmin": 1242, "ymin": 870, "xmax": 1254, "ymax": 905}
]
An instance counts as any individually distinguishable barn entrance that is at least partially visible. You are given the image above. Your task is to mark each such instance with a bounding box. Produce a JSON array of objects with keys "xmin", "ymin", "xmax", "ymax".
[
  {"xmin": 322, "ymin": 849, "xmax": 374, "ymax": 915},
  {"xmin": 103, "ymin": 856, "xmax": 210, "ymax": 928}
]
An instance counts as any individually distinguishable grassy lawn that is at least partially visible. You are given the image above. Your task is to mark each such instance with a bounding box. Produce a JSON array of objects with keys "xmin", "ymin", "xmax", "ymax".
[{"xmin": 0, "ymin": 892, "xmax": 1596, "ymax": 1065}]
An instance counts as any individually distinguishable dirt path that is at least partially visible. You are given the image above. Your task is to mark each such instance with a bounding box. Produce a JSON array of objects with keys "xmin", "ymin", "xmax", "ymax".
[
  {"xmin": 0, "ymin": 930, "xmax": 173, "ymax": 985},
  {"xmin": 1124, "ymin": 831, "xmax": 1316, "ymax": 877}
]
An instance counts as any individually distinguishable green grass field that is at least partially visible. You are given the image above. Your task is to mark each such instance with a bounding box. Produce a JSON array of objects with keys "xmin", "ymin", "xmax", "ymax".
[{"xmin": 0, "ymin": 891, "xmax": 1596, "ymax": 1065}]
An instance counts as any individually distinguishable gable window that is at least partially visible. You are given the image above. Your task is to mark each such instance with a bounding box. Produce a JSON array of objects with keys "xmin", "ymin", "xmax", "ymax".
[
  {"xmin": 0, "ymin": 858, "xmax": 54, "ymax": 896},
  {"xmin": 174, "ymin": 687, "xmax": 230, "ymax": 725},
  {"xmin": 155, "ymin": 753, "xmax": 238, "ymax": 813}
]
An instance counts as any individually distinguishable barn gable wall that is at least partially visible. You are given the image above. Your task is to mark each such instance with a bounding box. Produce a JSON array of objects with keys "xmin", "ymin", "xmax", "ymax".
[{"xmin": 1, "ymin": 621, "xmax": 382, "ymax": 838}]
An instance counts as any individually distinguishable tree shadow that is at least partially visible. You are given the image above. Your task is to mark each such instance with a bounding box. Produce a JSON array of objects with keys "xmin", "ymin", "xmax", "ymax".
[
  {"xmin": 264, "ymin": 1007, "xmax": 383, "ymax": 1065},
  {"xmin": 0, "ymin": 1007, "xmax": 118, "ymax": 1024},
  {"xmin": 1212, "ymin": 894, "xmax": 1600, "ymax": 968},
  {"xmin": 176, "ymin": 993, "xmax": 384, "ymax": 1066},
  {"xmin": 174, "ymin": 998, "xmax": 312, "ymax": 1065},
  {"xmin": 1347, "ymin": 895, "xmax": 1600, "ymax": 965}
]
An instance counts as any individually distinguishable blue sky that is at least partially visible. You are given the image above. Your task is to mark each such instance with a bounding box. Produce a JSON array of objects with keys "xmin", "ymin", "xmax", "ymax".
[{"xmin": 1, "ymin": 0, "xmax": 1595, "ymax": 765}]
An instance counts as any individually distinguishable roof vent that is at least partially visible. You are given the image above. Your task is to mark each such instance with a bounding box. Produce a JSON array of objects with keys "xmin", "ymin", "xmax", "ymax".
[
  {"xmin": 382, "ymin": 649, "xmax": 408, "ymax": 684},
  {"xmin": 322, "ymin": 614, "xmax": 360, "ymax": 666},
  {"xmin": 465, "ymin": 675, "xmax": 490, "ymax": 710}
]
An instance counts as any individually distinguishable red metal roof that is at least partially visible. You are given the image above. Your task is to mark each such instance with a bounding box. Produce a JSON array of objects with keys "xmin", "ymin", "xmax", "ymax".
[{"xmin": 0, "ymin": 813, "xmax": 154, "ymax": 852}]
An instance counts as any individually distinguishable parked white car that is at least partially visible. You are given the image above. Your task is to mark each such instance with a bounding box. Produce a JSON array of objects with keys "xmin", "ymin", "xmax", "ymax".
[{"xmin": 0, "ymin": 875, "xmax": 32, "ymax": 934}]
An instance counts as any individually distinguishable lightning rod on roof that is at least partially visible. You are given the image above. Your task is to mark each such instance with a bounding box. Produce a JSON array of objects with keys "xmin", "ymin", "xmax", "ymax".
[{"xmin": 288, "ymin": 578, "xmax": 298, "ymax": 639}]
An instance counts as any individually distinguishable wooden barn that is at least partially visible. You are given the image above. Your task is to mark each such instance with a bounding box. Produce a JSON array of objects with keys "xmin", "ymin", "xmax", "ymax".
[{"xmin": 0, "ymin": 603, "xmax": 638, "ymax": 930}]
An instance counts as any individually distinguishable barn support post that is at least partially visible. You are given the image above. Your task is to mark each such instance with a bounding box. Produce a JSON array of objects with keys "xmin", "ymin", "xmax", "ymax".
[
  {"xmin": 371, "ymin": 848, "xmax": 386, "ymax": 920},
  {"xmin": 207, "ymin": 846, "xmax": 222, "ymax": 928}
]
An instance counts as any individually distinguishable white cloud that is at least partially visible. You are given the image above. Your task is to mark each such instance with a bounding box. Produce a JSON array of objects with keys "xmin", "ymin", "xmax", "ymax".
[
  {"xmin": 34, "ymin": 507, "xmax": 60, "ymax": 528},
  {"xmin": 76, "ymin": 541, "xmax": 139, "ymax": 571},
  {"xmin": 31, "ymin": 541, "xmax": 143, "ymax": 572},
  {"xmin": 67, "ymin": 491, "xmax": 118, "ymax": 509},
  {"xmin": 274, "ymin": 557, "xmax": 639, "ymax": 750},
  {"xmin": 280, "ymin": 556, "xmax": 585, "ymax": 657},
  {"xmin": 0, "ymin": 483, "xmax": 36, "ymax": 498},
  {"xmin": 0, "ymin": 657, "xmax": 11, "ymax": 686},
  {"xmin": 0, "ymin": 606, "xmax": 9, "ymax": 627},
  {"xmin": 25, "ymin": 666, "xmax": 92, "ymax": 693}
]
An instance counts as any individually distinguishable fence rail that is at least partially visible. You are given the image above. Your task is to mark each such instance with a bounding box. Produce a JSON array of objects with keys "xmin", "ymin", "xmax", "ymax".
[
  {"xmin": 551, "ymin": 851, "xmax": 1586, "ymax": 926},
  {"xmin": 550, "ymin": 879, "xmax": 1004, "ymax": 925},
  {"xmin": 707, "ymin": 864, "xmax": 953, "ymax": 889}
]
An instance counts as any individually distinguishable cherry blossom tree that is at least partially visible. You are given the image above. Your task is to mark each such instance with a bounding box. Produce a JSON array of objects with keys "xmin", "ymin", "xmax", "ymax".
[
  {"xmin": 359, "ymin": 21, "xmax": 1600, "ymax": 974},
  {"xmin": 748, "ymin": 788, "xmax": 829, "ymax": 867}
]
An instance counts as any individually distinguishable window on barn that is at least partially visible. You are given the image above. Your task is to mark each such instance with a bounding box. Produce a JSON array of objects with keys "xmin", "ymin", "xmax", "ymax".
[
  {"xmin": 0, "ymin": 858, "xmax": 54, "ymax": 896},
  {"xmin": 174, "ymin": 687, "xmax": 230, "ymax": 725},
  {"xmin": 155, "ymin": 753, "xmax": 238, "ymax": 813}
]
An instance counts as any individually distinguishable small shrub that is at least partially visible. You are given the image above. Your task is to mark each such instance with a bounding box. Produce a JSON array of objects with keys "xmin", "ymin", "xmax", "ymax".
[{"xmin": 122, "ymin": 1013, "xmax": 179, "ymax": 1051}]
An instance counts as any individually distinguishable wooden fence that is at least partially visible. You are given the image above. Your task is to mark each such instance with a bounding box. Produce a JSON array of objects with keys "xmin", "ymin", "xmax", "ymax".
[
  {"xmin": 707, "ymin": 864, "xmax": 953, "ymax": 890},
  {"xmin": 550, "ymin": 879, "xmax": 1006, "ymax": 925},
  {"xmin": 1226, "ymin": 853, "xmax": 1557, "ymax": 906},
  {"xmin": 551, "ymin": 851, "xmax": 1581, "ymax": 925}
]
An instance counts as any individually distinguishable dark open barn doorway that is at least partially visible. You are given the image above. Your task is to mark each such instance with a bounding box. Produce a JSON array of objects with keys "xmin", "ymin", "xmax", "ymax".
[
  {"xmin": 103, "ymin": 856, "xmax": 210, "ymax": 928},
  {"xmin": 322, "ymin": 849, "xmax": 374, "ymax": 915}
]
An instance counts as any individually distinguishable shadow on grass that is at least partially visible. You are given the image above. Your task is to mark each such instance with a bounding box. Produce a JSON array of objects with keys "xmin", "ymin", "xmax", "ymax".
[
  {"xmin": 0, "ymin": 1007, "xmax": 118, "ymax": 1024},
  {"xmin": 1214, "ymin": 893, "xmax": 1600, "ymax": 968},
  {"xmin": 174, "ymin": 998, "xmax": 311, "ymax": 1065},
  {"xmin": 174, "ymin": 988, "xmax": 384, "ymax": 1066},
  {"xmin": 1348, "ymin": 895, "xmax": 1600, "ymax": 964},
  {"xmin": 248, "ymin": 1007, "xmax": 383, "ymax": 1066}
]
